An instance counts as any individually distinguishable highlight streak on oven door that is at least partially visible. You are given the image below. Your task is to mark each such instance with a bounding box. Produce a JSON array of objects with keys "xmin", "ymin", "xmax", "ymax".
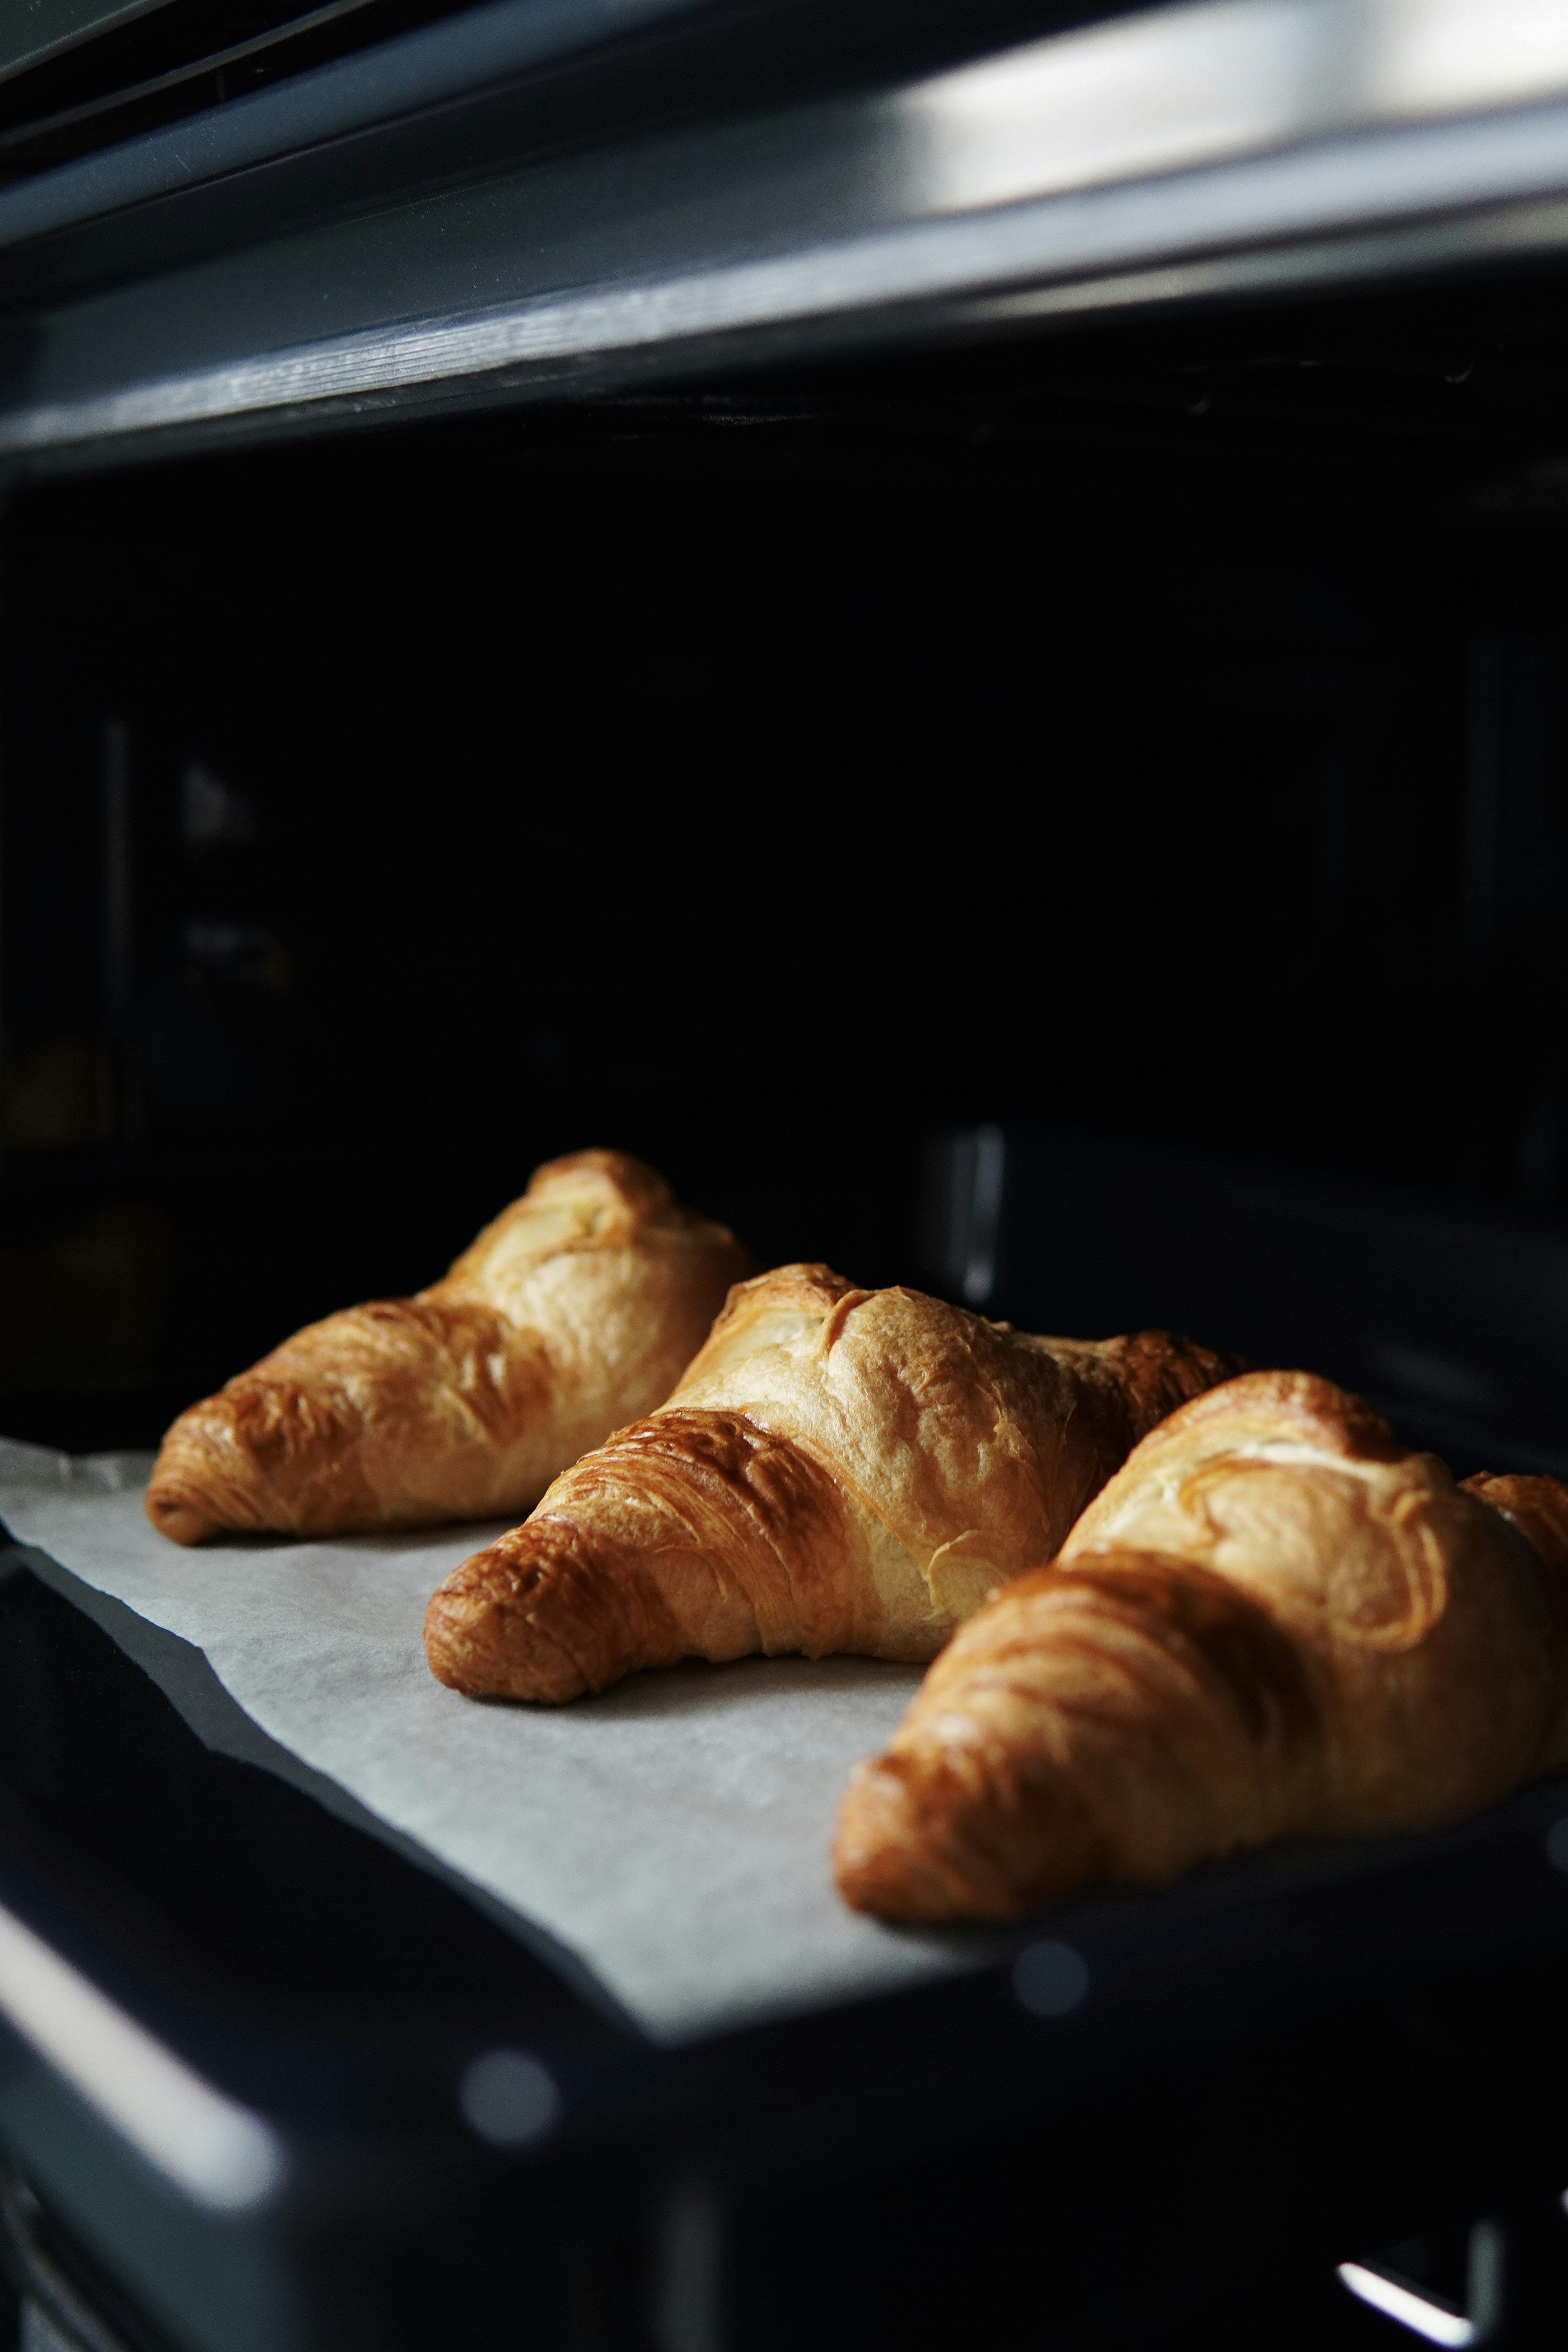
[
  {"xmin": 899, "ymin": 0, "xmax": 1568, "ymax": 222},
  {"xmin": 0, "ymin": 1901, "xmax": 285, "ymax": 2212}
]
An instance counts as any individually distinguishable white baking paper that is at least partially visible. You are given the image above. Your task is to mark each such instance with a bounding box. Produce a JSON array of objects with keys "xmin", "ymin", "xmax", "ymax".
[{"xmin": 0, "ymin": 1439, "xmax": 977, "ymax": 2043}]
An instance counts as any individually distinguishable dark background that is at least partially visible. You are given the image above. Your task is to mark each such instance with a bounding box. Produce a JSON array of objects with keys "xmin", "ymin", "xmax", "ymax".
[{"xmin": 5, "ymin": 258, "xmax": 1568, "ymax": 1460}]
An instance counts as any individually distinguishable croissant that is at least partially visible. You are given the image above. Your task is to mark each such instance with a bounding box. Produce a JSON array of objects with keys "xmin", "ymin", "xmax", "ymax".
[
  {"xmin": 833, "ymin": 1370, "xmax": 1568, "ymax": 1922},
  {"xmin": 423, "ymin": 1261, "xmax": 1238, "ymax": 1700},
  {"xmin": 145, "ymin": 1151, "xmax": 750, "ymax": 1544}
]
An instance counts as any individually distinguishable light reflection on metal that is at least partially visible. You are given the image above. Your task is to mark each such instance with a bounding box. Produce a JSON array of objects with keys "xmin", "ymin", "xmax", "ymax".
[
  {"xmin": 1337, "ymin": 2265, "xmax": 1479, "ymax": 2347},
  {"xmin": 905, "ymin": 0, "xmax": 1568, "ymax": 221},
  {"xmin": 961, "ymin": 1126, "xmax": 1006, "ymax": 1307},
  {"xmin": 0, "ymin": 1901, "xmax": 285, "ymax": 2212},
  {"xmin": 458, "ymin": 2049, "xmax": 561, "ymax": 2147},
  {"xmin": 6, "ymin": 0, "xmax": 1568, "ymax": 453},
  {"xmin": 1338, "ymin": 2220, "xmax": 1503, "ymax": 2348}
]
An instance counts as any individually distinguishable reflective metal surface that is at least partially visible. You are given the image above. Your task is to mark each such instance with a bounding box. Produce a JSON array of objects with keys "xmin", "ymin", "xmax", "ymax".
[
  {"xmin": 2, "ymin": 0, "xmax": 1568, "ymax": 463},
  {"xmin": 0, "ymin": 0, "xmax": 173, "ymax": 91}
]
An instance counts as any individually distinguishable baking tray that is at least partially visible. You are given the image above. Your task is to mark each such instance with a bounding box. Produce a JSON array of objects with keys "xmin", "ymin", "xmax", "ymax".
[{"xmin": 3, "ymin": 1499, "xmax": 1568, "ymax": 2349}]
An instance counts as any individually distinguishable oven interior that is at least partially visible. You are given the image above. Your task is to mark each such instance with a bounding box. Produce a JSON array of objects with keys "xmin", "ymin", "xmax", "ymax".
[
  {"xmin": 5, "ymin": 256, "xmax": 1568, "ymax": 1466},
  {"xmin": 7, "ymin": 250, "xmax": 1568, "ymax": 2352}
]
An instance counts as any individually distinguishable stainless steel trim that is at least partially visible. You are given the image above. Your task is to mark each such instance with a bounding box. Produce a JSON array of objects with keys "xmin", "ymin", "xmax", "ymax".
[
  {"xmin": 0, "ymin": 0, "xmax": 173, "ymax": 94},
  {"xmin": 5, "ymin": 0, "xmax": 1568, "ymax": 461},
  {"xmin": 4, "ymin": 90, "xmax": 1568, "ymax": 457},
  {"xmin": 0, "ymin": 0, "xmax": 699, "ymax": 254}
]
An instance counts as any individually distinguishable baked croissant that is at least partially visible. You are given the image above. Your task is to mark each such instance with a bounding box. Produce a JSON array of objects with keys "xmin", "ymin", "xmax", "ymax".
[
  {"xmin": 145, "ymin": 1151, "xmax": 750, "ymax": 1544},
  {"xmin": 833, "ymin": 1370, "xmax": 1568, "ymax": 1922},
  {"xmin": 423, "ymin": 1261, "xmax": 1238, "ymax": 1700}
]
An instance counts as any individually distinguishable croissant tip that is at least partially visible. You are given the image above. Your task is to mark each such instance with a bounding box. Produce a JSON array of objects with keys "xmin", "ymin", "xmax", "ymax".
[
  {"xmin": 144, "ymin": 1483, "xmax": 220, "ymax": 1545},
  {"xmin": 424, "ymin": 1576, "xmax": 494, "ymax": 1691},
  {"xmin": 422, "ymin": 1612, "xmax": 475, "ymax": 1692},
  {"xmin": 835, "ymin": 1746, "xmax": 1092, "ymax": 1924},
  {"xmin": 833, "ymin": 1757, "xmax": 981, "ymax": 1923},
  {"xmin": 423, "ymin": 1558, "xmax": 592, "ymax": 1704}
]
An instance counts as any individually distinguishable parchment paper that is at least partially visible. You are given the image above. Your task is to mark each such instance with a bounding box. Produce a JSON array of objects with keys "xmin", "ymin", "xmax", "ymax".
[{"xmin": 0, "ymin": 1439, "xmax": 975, "ymax": 2043}]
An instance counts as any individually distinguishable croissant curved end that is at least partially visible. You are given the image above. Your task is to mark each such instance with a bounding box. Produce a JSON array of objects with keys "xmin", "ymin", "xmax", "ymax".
[
  {"xmin": 833, "ymin": 1757, "xmax": 977, "ymax": 1922},
  {"xmin": 143, "ymin": 1483, "xmax": 222, "ymax": 1546},
  {"xmin": 832, "ymin": 1753, "xmax": 1053, "ymax": 1924},
  {"xmin": 835, "ymin": 1728, "xmax": 1114, "ymax": 1924},
  {"xmin": 423, "ymin": 1549, "xmax": 593, "ymax": 1706},
  {"xmin": 145, "ymin": 1401, "xmax": 270, "ymax": 1544}
]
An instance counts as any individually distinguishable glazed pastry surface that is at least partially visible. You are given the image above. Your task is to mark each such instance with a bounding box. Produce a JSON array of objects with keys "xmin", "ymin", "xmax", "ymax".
[
  {"xmin": 833, "ymin": 1370, "xmax": 1568, "ymax": 1921},
  {"xmin": 424, "ymin": 1262, "xmax": 1238, "ymax": 1699},
  {"xmin": 145, "ymin": 1151, "xmax": 750, "ymax": 1544}
]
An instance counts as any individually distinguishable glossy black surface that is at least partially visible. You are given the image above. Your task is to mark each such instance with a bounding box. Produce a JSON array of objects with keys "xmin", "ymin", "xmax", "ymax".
[
  {"xmin": 6, "ymin": 1524, "xmax": 1568, "ymax": 2347},
  {"xmin": 0, "ymin": 1551, "xmax": 611, "ymax": 2047}
]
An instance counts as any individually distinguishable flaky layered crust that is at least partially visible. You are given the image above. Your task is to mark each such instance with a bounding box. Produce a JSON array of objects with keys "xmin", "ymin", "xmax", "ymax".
[
  {"xmin": 145, "ymin": 1151, "xmax": 750, "ymax": 1544},
  {"xmin": 833, "ymin": 1371, "xmax": 1568, "ymax": 1921},
  {"xmin": 423, "ymin": 1263, "xmax": 1238, "ymax": 1699}
]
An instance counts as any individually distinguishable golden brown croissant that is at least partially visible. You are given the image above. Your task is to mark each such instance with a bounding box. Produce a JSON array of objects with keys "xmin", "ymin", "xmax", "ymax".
[
  {"xmin": 833, "ymin": 1371, "xmax": 1568, "ymax": 1922},
  {"xmin": 145, "ymin": 1151, "xmax": 750, "ymax": 1544},
  {"xmin": 423, "ymin": 1261, "xmax": 1239, "ymax": 1700}
]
